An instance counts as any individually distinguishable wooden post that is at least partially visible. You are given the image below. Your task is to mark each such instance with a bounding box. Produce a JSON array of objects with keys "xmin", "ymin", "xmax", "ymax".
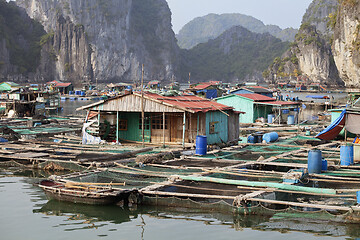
[
  {"xmin": 116, "ymin": 111, "xmax": 119, "ymax": 144},
  {"xmin": 189, "ymin": 113, "xmax": 192, "ymax": 143},
  {"xmin": 141, "ymin": 64, "xmax": 144, "ymax": 146},
  {"xmin": 197, "ymin": 114, "xmax": 199, "ymax": 136},
  {"xmin": 278, "ymin": 107, "xmax": 281, "ymax": 124},
  {"xmin": 182, "ymin": 112, "xmax": 186, "ymax": 148},
  {"xmin": 163, "ymin": 112, "xmax": 165, "ymax": 147}
]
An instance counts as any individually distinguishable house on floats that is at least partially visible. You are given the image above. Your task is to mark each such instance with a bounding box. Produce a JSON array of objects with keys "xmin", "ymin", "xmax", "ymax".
[
  {"xmin": 77, "ymin": 92, "xmax": 240, "ymax": 146},
  {"xmin": 47, "ymin": 80, "xmax": 73, "ymax": 94},
  {"xmin": 0, "ymin": 82, "xmax": 20, "ymax": 92},
  {"xmin": 230, "ymin": 86, "xmax": 274, "ymax": 98},
  {"xmin": 188, "ymin": 82, "xmax": 222, "ymax": 99},
  {"xmin": 216, "ymin": 93, "xmax": 300, "ymax": 124}
]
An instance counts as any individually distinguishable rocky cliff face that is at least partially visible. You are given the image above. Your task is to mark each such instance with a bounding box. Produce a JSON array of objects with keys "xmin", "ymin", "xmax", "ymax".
[
  {"xmin": 332, "ymin": 0, "xmax": 360, "ymax": 87},
  {"xmin": 0, "ymin": 0, "xmax": 45, "ymax": 82},
  {"xmin": 302, "ymin": 0, "xmax": 339, "ymax": 40},
  {"xmin": 265, "ymin": 24, "xmax": 342, "ymax": 86},
  {"xmin": 16, "ymin": 0, "xmax": 179, "ymax": 84},
  {"xmin": 265, "ymin": 0, "xmax": 342, "ymax": 87}
]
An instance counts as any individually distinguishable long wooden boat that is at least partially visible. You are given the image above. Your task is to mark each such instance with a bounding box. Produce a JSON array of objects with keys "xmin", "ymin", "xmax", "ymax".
[{"xmin": 38, "ymin": 180, "xmax": 123, "ymax": 205}]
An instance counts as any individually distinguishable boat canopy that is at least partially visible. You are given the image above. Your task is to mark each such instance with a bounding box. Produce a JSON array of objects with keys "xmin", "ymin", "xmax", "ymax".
[{"xmin": 316, "ymin": 109, "xmax": 360, "ymax": 140}]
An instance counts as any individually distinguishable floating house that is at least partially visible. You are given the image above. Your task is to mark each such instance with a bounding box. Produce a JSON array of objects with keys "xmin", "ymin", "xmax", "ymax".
[
  {"xmin": 188, "ymin": 82, "xmax": 222, "ymax": 99},
  {"xmin": 147, "ymin": 81, "xmax": 160, "ymax": 90},
  {"xmin": 230, "ymin": 86, "xmax": 273, "ymax": 98},
  {"xmin": 216, "ymin": 93, "xmax": 300, "ymax": 124},
  {"xmin": 77, "ymin": 92, "xmax": 240, "ymax": 146},
  {"xmin": 0, "ymin": 82, "xmax": 20, "ymax": 92},
  {"xmin": 47, "ymin": 80, "xmax": 73, "ymax": 94}
]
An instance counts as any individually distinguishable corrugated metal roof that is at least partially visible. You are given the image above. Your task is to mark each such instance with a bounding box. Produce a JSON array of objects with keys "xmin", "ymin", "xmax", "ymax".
[
  {"xmin": 47, "ymin": 80, "xmax": 72, "ymax": 87},
  {"xmin": 78, "ymin": 92, "xmax": 233, "ymax": 113},
  {"xmin": 56, "ymin": 82, "xmax": 72, "ymax": 87},
  {"xmin": 191, "ymin": 83, "xmax": 214, "ymax": 90},
  {"xmin": 236, "ymin": 93, "xmax": 275, "ymax": 102},
  {"xmin": 144, "ymin": 92, "xmax": 232, "ymax": 113},
  {"xmin": 255, "ymin": 101, "xmax": 300, "ymax": 106},
  {"xmin": 240, "ymin": 86, "xmax": 273, "ymax": 94}
]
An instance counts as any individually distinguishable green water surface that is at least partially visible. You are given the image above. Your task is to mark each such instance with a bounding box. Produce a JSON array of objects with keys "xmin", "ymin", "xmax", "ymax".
[{"xmin": 0, "ymin": 170, "xmax": 359, "ymax": 240}]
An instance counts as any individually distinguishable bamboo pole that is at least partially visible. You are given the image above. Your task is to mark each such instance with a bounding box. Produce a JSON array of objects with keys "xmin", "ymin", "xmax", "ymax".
[
  {"xmin": 248, "ymin": 197, "xmax": 353, "ymax": 211},
  {"xmin": 163, "ymin": 112, "xmax": 165, "ymax": 147},
  {"xmin": 182, "ymin": 112, "xmax": 186, "ymax": 148},
  {"xmin": 116, "ymin": 111, "xmax": 119, "ymax": 144},
  {"xmin": 141, "ymin": 64, "xmax": 144, "ymax": 146},
  {"xmin": 178, "ymin": 175, "xmax": 337, "ymax": 195}
]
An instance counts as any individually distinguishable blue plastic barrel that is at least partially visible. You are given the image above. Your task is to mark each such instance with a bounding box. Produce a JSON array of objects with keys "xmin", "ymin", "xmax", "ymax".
[
  {"xmin": 268, "ymin": 114, "xmax": 275, "ymax": 124},
  {"xmin": 287, "ymin": 115, "xmax": 295, "ymax": 125},
  {"xmin": 247, "ymin": 135, "xmax": 257, "ymax": 143},
  {"xmin": 282, "ymin": 109, "xmax": 289, "ymax": 114},
  {"xmin": 81, "ymin": 91, "xmax": 85, "ymax": 96},
  {"xmin": 322, "ymin": 158, "xmax": 327, "ymax": 171},
  {"xmin": 308, "ymin": 150, "xmax": 322, "ymax": 174},
  {"xmin": 262, "ymin": 132, "xmax": 278, "ymax": 143},
  {"xmin": 357, "ymin": 191, "xmax": 360, "ymax": 204},
  {"xmin": 69, "ymin": 91, "xmax": 74, "ymax": 95},
  {"xmin": 340, "ymin": 145, "xmax": 354, "ymax": 166},
  {"xmin": 195, "ymin": 135, "xmax": 207, "ymax": 155}
]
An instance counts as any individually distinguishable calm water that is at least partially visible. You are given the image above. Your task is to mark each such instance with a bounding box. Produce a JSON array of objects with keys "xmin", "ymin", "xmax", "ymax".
[{"xmin": 1, "ymin": 169, "xmax": 360, "ymax": 240}]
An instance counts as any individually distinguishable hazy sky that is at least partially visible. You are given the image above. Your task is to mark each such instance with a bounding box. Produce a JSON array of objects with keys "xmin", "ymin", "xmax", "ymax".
[{"xmin": 167, "ymin": 0, "xmax": 313, "ymax": 33}]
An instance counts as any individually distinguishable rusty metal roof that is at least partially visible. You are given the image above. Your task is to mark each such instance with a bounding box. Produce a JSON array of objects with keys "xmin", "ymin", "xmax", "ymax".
[
  {"xmin": 77, "ymin": 92, "xmax": 233, "ymax": 113},
  {"xmin": 236, "ymin": 93, "xmax": 275, "ymax": 102},
  {"xmin": 144, "ymin": 92, "xmax": 233, "ymax": 113}
]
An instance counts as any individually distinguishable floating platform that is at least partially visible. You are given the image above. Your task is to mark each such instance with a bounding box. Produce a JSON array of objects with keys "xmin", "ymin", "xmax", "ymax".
[{"xmin": 4, "ymin": 134, "xmax": 360, "ymax": 223}]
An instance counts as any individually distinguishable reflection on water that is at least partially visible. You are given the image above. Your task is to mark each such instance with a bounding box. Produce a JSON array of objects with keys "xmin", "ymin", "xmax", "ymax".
[
  {"xmin": 0, "ymin": 172, "xmax": 359, "ymax": 240},
  {"xmin": 57, "ymin": 99, "xmax": 96, "ymax": 117}
]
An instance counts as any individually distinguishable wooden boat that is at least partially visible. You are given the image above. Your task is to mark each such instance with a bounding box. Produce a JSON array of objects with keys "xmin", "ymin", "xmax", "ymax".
[{"xmin": 38, "ymin": 180, "xmax": 124, "ymax": 205}]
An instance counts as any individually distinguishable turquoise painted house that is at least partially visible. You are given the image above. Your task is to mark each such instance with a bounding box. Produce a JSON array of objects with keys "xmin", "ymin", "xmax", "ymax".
[
  {"xmin": 216, "ymin": 93, "xmax": 299, "ymax": 123},
  {"xmin": 78, "ymin": 92, "xmax": 240, "ymax": 145}
]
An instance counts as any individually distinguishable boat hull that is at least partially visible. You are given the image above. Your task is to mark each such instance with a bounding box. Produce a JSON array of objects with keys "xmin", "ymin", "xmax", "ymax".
[{"xmin": 39, "ymin": 180, "xmax": 122, "ymax": 205}]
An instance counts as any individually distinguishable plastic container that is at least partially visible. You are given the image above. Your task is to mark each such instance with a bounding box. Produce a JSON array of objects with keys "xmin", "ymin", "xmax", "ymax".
[
  {"xmin": 69, "ymin": 91, "xmax": 74, "ymax": 95},
  {"xmin": 308, "ymin": 150, "xmax": 322, "ymax": 174},
  {"xmin": 282, "ymin": 109, "xmax": 289, "ymax": 114},
  {"xmin": 267, "ymin": 114, "xmax": 275, "ymax": 124},
  {"xmin": 195, "ymin": 135, "xmax": 207, "ymax": 155},
  {"xmin": 247, "ymin": 135, "xmax": 257, "ymax": 143},
  {"xmin": 287, "ymin": 115, "xmax": 295, "ymax": 125},
  {"xmin": 354, "ymin": 143, "xmax": 360, "ymax": 162},
  {"xmin": 81, "ymin": 91, "xmax": 86, "ymax": 96},
  {"xmin": 262, "ymin": 132, "xmax": 278, "ymax": 143},
  {"xmin": 340, "ymin": 145, "xmax": 354, "ymax": 166},
  {"xmin": 357, "ymin": 191, "xmax": 360, "ymax": 204},
  {"xmin": 322, "ymin": 158, "xmax": 327, "ymax": 171}
]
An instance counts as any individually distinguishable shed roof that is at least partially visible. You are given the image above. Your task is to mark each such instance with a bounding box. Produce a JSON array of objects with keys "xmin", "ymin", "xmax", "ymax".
[
  {"xmin": 255, "ymin": 101, "xmax": 300, "ymax": 106},
  {"xmin": 242, "ymin": 86, "xmax": 273, "ymax": 93},
  {"xmin": 236, "ymin": 93, "xmax": 275, "ymax": 102},
  {"xmin": 78, "ymin": 92, "xmax": 233, "ymax": 113},
  {"xmin": 47, "ymin": 80, "xmax": 72, "ymax": 87},
  {"xmin": 148, "ymin": 81, "xmax": 160, "ymax": 85},
  {"xmin": 144, "ymin": 92, "xmax": 232, "ymax": 113},
  {"xmin": 191, "ymin": 83, "xmax": 215, "ymax": 90}
]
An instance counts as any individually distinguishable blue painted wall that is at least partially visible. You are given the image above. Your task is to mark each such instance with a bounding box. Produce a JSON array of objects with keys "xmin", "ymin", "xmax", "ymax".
[{"xmin": 205, "ymin": 111, "xmax": 228, "ymax": 144}]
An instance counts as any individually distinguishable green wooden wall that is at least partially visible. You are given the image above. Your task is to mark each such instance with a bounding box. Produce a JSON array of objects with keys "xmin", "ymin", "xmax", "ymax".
[
  {"xmin": 216, "ymin": 95, "xmax": 254, "ymax": 123},
  {"xmin": 117, "ymin": 112, "xmax": 151, "ymax": 142}
]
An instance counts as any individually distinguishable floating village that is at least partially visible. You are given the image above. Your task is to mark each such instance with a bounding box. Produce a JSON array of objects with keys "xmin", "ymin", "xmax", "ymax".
[{"xmin": 2, "ymin": 78, "xmax": 360, "ymax": 225}]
